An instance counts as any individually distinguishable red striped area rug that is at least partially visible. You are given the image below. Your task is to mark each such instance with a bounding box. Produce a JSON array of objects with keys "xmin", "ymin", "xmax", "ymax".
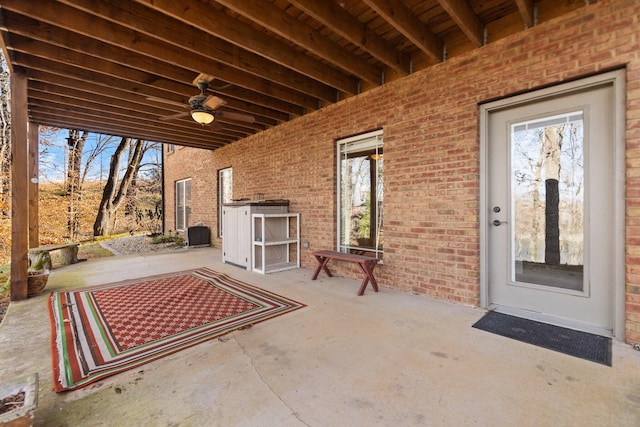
[{"xmin": 48, "ymin": 268, "xmax": 305, "ymax": 392}]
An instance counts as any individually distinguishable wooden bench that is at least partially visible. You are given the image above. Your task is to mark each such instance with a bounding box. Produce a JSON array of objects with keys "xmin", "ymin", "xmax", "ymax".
[
  {"xmin": 311, "ymin": 250, "xmax": 380, "ymax": 296},
  {"xmin": 28, "ymin": 243, "xmax": 79, "ymax": 270}
]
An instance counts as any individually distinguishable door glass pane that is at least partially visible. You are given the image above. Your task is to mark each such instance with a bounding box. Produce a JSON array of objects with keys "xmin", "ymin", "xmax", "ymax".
[{"xmin": 511, "ymin": 112, "xmax": 584, "ymax": 291}]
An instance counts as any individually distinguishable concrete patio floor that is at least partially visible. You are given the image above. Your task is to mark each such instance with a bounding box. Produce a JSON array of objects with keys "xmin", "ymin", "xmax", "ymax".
[{"xmin": 1, "ymin": 247, "xmax": 639, "ymax": 426}]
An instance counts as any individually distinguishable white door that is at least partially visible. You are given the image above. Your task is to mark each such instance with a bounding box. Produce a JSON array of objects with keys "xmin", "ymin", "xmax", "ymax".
[{"xmin": 482, "ymin": 72, "xmax": 624, "ymax": 336}]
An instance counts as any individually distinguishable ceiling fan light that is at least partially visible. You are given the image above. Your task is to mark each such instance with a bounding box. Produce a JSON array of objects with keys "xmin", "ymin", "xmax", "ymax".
[{"xmin": 191, "ymin": 109, "xmax": 214, "ymax": 124}]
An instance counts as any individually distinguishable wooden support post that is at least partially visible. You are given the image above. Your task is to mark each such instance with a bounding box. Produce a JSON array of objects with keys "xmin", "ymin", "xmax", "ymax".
[
  {"xmin": 10, "ymin": 69, "xmax": 29, "ymax": 301},
  {"xmin": 29, "ymin": 122, "xmax": 39, "ymax": 249}
]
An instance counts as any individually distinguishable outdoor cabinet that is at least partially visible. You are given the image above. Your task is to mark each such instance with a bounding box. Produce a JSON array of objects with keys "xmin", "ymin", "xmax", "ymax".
[{"xmin": 222, "ymin": 201, "xmax": 289, "ymax": 269}]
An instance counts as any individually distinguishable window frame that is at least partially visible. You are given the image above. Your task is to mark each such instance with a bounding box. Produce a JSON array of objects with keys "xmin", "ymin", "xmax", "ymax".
[
  {"xmin": 336, "ymin": 129, "xmax": 384, "ymax": 258},
  {"xmin": 218, "ymin": 167, "xmax": 233, "ymax": 237},
  {"xmin": 175, "ymin": 178, "xmax": 192, "ymax": 232}
]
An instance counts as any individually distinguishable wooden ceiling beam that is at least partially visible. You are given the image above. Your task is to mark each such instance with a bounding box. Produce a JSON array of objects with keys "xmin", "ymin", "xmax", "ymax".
[
  {"xmin": 9, "ymin": 41, "xmax": 280, "ymax": 127},
  {"xmin": 288, "ymin": 0, "xmax": 411, "ymax": 75},
  {"xmin": 362, "ymin": 0, "xmax": 444, "ymax": 62},
  {"xmin": 134, "ymin": 0, "xmax": 359, "ymax": 95},
  {"xmin": 28, "ymin": 100, "xmax": 239, "ymax": 143},
  {"xmin": 437, "ymin": 0, "xmax": 484, "ymax": 48},
  {"xmin": 57, "ymin": 0, "xmax": 337, "ymax": 104},
  {"xmin": 30, "ymin": 113, "xmax": 230, "ymax": 150},
  {"xmin": 514, "ymin": 0, "xmax": 535, "ymax": 28},
  {"xmin": 28, "ymin": 89, "xmax": 254, "ymax": 140},
  {"xmin": 30, "ymin": 107, "xmax": 232, "ymax": 147},
  {"xmin": 0, "ymin": 2, "xmax": 319, "ymax": 111},
  {"xmin": 215, "ymin": 0, "xmax": 382, "ymax": 85},
  {"xmin": 26, "ymin": 69, "xmax": 272, "ymax": 130}
]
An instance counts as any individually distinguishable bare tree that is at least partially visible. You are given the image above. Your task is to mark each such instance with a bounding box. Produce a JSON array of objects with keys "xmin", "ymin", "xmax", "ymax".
[
  {"xmin": 0, "ymin": 55, "xmax": 11, "ymax": 213},
  {"xmin": 93, "ymin": 137, "xmax": 145, "ymax": 236},
  {"xmin": 80, "ymin": 133, "xmax": 117, "ymax": 184},
  {"xmin": 66, "ymin": 129, "xmax": 88, "ymax": 238}
]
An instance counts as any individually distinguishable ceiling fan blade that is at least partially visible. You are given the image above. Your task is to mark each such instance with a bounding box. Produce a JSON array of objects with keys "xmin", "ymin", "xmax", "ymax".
[
  {"xmin": 160, "ymin": 111, "xmax": 190, "ymax": 121},
  {"xmin": 204, "ymin": 96, "xmax": 226, "ymax": 110},
  {"xmin": 192, "ymin": 73, "xmax": 216, "ymax": 86},
  {"xmin": 217, "ymin": 111, "xmax": 255, "ymax": 123},
  {"xmin": 147, "ymin": 96, "xmax": 188, "ymax": 109}
]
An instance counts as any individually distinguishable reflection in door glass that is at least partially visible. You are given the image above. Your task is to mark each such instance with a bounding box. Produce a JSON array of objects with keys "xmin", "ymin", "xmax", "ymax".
[{"xmin": 511, "ymin": 112, "xmax": 584, "ymax": 291}]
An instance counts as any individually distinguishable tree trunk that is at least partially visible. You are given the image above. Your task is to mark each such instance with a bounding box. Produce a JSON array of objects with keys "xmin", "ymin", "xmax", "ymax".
[
  {"xmin": 93, "ymin": 137, "xmax": 144, "ymax": 236},
  {"xmin": 543, "ymin": 126, "xmax": 563, "ymax": 264},
  {"xmin": 66, "ymin": 129, "xmax": 87, "ymax": 238}
]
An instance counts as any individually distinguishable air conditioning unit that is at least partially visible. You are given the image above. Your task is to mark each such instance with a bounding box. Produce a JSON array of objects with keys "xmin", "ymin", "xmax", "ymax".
[{"xmin": 186, "ymin": 225, "xmax": 210, "ymax": 247}]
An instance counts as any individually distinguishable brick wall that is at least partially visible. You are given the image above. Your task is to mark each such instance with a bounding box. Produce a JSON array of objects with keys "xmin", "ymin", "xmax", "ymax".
[
  {"xmin": 165, "ymin": 0, "xmax": 640, "ymax": 343},
  {"xmin": 163, "ymin": 146, "xmax": 218, "ymax": 237}
]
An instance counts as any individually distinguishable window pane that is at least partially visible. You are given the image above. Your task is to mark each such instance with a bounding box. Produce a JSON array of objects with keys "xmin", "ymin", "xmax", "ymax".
[
  {"xmin": 175, "ymin": 179, "xmax": 191, "ymax": 231},
  {"xmin": 176, "ymin": 181, "xmax": 184, "ymax": 230},
  {"xmin": 185, "ymin": 179, "xmax": 192, "ymax": 230},
  {"xmin": 338, "ymin": 131, "xmax": 383, "ymax": 257}
]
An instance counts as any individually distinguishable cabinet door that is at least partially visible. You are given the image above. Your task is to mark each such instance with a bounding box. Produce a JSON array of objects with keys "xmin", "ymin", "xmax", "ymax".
[
  {"xmin": 221, "ymin": 206, "xmax": 235, "ymax": 263},
  {"xmin": 238, "ymin": 207, "xmax": 250, "ymax": 267}
]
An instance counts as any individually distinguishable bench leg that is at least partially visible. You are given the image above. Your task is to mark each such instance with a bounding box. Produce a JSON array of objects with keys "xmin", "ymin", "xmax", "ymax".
[
  {"xmin": 356, "ymin": 262, "xmax": 379, "ymax": 296},
  {"xmin": 311, "ymin": 255, "xmax": 333, "ymax": 280}
]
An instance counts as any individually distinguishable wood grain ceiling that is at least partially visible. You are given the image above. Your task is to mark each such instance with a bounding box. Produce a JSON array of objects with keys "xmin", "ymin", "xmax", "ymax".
[{"xmin": 0, "ymin": 0, "xmax": 588, "ymax": 150}]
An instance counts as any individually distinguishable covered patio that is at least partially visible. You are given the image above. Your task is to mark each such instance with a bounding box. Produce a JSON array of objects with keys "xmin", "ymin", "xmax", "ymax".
[
  {"xmin": 1, "ymin": 248, "xmax": 639, "ymax": 426},
  {"xmin": 0, "ymin": 0, "xmax": 605, "ymax": 300}
]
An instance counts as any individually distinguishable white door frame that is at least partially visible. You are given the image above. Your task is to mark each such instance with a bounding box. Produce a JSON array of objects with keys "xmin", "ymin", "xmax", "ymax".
[{"xmin": 479, "ymin": 69, "xmax": 626, "ymax": 339}]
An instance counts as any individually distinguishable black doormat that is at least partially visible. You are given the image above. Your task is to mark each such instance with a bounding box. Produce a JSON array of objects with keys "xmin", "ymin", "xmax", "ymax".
[{"xmin": 472, "ymin": 311, "xmax": 612, "ymax": 366}]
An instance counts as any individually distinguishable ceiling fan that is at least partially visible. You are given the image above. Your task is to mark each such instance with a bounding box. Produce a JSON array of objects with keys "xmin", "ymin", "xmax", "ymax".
[{"xmin": 150, "ymin": 74, "xmax": 255, "ymax": 125}]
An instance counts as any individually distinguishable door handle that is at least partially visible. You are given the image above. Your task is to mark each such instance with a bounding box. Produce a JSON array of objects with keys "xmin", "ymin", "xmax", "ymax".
[{"xmin": 492, "ymin": 220, "xmax": 507, "ymax": 226}]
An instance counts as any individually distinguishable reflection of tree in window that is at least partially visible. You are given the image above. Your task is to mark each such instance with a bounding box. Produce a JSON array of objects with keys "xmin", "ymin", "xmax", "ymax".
[{"xmin": 512, "ymin": 112, "xmax": 584, "ymax": 289}]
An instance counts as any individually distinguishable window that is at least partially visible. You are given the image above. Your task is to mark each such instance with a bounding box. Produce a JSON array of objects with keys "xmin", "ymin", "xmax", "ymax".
[
  {"xmin": 218, "ymin": 168, "xmax": 232, "ymax": 237},
  {"xmin": 167, "ymin": 144, "xmax": 175, "ymax": 153},
  {"xmin": 337, "ymin": 130, "xmax": 383, "ymax": 258},
  {"xmin": 175, "ymin": 178, "xmax": 191, "ymax": 232}
]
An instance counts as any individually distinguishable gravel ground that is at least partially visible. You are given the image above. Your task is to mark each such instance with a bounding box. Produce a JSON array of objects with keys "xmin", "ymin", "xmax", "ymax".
[{"xmin": 100, "ymin": 234, "xmax": 187, "ymax": 255}]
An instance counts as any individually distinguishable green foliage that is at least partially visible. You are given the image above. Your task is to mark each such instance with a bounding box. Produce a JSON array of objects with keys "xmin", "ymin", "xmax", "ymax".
[
  {"xmin": 151, "ymin": 235, "xmax": 184, "ymax": 246},
  {"xmin": 0, "ymin": 265, "xmax": 9, "ymax": 297}
]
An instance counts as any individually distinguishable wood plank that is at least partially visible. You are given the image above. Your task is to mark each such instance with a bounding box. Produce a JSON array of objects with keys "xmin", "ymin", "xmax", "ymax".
[
  {"xmin": 363, "ymin": 0, "xmax": 444, "ymax": 62},
  {"xmin": 10, "ymin": 68, "xmax": 29, "ymax": 300},
  {"xmin": 438, "ymin": 0, "xmax": 484, "ymax": 47},
  {"xmin": 27, "ymin": 69, "xmax": 283, "ymax": 126},
  {"xmin": 514, "ymin": 0, "xmax": 535, "ymax": 28},
  {"xmin": 29, "ymin": 107, "xmax": 233, "ymax": 146},
  {"xmin": 28, "ymin": 90, "xmax": 254, "ymax": 140},
  {"xmin": 2, "ymin": 11, "xmax": 318, "ymax": 112},
  {"xmin": 289, "ymin": 0, "xmax": 411, "ymax": 75},
  {"xmin": 217, "ymin": 0, "xmax": 382, "ymax": 84},
  {"xmin": 134, "ymin": 0, "xmax": 360, "ymax": 94},
  {"xmin": 57, "ymin": 0, "xmax": 338, "ymax": 104},
  {"xmin": 29, "ymin": 82, "xmax": 269, "ymax": 135}
]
